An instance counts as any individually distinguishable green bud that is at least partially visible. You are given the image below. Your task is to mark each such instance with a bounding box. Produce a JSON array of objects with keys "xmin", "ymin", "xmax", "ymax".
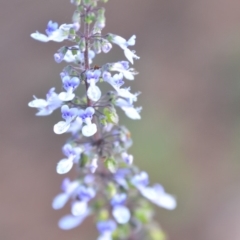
[
  {"xmin": 104, "ymin": 157, "xmax": 117, "ymax": 173},
  {"xmin": 68, "ymin": 28, "xmax": 76, "ymax": 40},
  {"xmin": 106, "ymin": 182, "xmax": 117, "ymax": 198},
  {"xmin": 71, "ymin": 49, "xmax": 78, "ymax": 56},
  {"xmin": 93, "ymin": 40, "xmax": 101, "ymax": 54},
  {"xmin": 84, "ymin": 12, "xmax": 95, "ymax": 24},
  {"xmin": 97, "ymin": 209, "xmax": 109, "ymax": 221},
  {"xmin": 77, "ymin": 5, "xmax": 84, "ymax": 12},
  {"xmin": 103, "ymin": 107, "xmax": 119, "ymax": 125},
  {"xmin": 92, "ymin": 199, "xmax": 104, "ymax": 211},
  {"xmin": 72, "ymin": 10, "xmax": 81, "ymax": 23},
  {"xmin": 112, "ymin": 225, "xmax": 130, "ymax": 240},
  {"xmin": 79, "ymin": 153, "xmax": 89, "ymax": 167},
  {"xmin": 79, "ymin": 38, "xmax": 86, "ymax": 52}
]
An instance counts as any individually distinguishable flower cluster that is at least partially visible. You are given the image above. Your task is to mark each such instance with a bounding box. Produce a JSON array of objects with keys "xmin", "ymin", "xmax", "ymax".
[{"xmin": 29, "ymin": 0, "xmax": 176, "ymax": 239}]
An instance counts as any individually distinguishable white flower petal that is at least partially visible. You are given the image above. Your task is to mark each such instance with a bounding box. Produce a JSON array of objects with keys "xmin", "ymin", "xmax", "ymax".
[
  {"xmin": 58, "ymin": 213, "xmax": 89, "ymax": 230},
  {"xmin": 52, "ymin": 193, "xmax": 69, "ymax": 210},
  {"xmin": 139, "ymin": 186, "xmax": 176, "ymax": 210},
  {"xmin": 54, "ymin": 121, "xmax": 70, "ymax": 134},
  {"xmin": 123, "ymin": 48, "xmax": 140, "ymax": 64},
  {"xmin": 36, "ymin": 108, "xmax": 53, "ymax": 116},
  {"xmin": 112, "ymin": 206, "xmax": 131, "ymax": 224},
  {"xmin": 127, "ymin": 35, "xmax": 136, "ymax": 46},
  {"xmin": 30, "ymin": 32, "xmax": 49, "ymax": 42},
  {"xmin": 121, "ymin": 107, "xmax": 141, "ymax": 120},
  {"xmin": 56, "ymin": 158, "xmax": 73, "ymax": 174},
  {"xmin": 155, "ymin": 193, "xmax": 177, "ymax": 210},
  {"xmin": 58, "ymin": 92, "xmax": 75, "ymax": 101},
  {"xmin": 87, "ymin": 85, "xmax": 101, "ymax": 102},
  {"xmin": 71, "ymin": 201, "xmax": 88, "ymax": 216},
  {"xmin": 82, "ymin": 124, "xmax": 97, "ymax": 137},
  {"xmin": 123, "ymin": 71, "xmax": 134, "ymax": 80},
  {"xmin": 28, "ymin": 99, "xmax": 48, "ymax": 108}
]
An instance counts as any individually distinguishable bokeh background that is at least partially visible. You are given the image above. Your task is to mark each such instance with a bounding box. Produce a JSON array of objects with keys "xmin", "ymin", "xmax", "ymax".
[{"xmin": 1, "ymin": 0, "xmax": 240, "ymax": 239}]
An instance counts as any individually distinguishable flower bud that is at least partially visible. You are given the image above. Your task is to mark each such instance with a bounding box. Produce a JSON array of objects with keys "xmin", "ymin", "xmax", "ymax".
[
  {"xmin": 54, "ymin": 46, "xmax": 68, "ymax": 63},
  {"xmin": 72, "ymin": 10, "xmax": 81, "ymax": 24}
]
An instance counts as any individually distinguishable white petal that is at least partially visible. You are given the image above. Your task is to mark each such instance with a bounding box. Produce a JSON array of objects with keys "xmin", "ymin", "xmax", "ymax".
[
  {"xmin": 82, "ymin": 124, "xmax": 97, "ymax": 137},
  {"xmin": 36, "ymin": 108, "xmax": 53, "ymax": 116},
  {"xmin": 123, "ymin": 71, "xmax": 134, "ymax": 80},
  {"xmin": 123, "ymin": 48, "xmax": 140, "ymax": 64},
  {"xmin": 121, "ymin": 107, "xmax": 141, "ymax": 120},
  {"xmin": 28, "ymin": 99, "xmax": 48, "ymax": 108},
  {"xmin": 112, "ymin": 35, "xmax": 127, "ymax": 46},
  {"xmin": 97, "ymin": 233, "xmax": 112, "ymax": 240},
  {"xmin": 127, "ymin": 35, "xmax": 136, "ymax": 46},
  {"xmin": 112, "ymin": 206, "xmax": 131, "ymax": 224},
  {"xmin": 54, "ymin": 121, "xmax": 70, "ymax": 134},
  {"xmin": 56, "ymin": 158, "xmax": 73, "ymax": 174},
  {"xmin": 139, "ymin": 187, "xmax": 176, "ymax": 210},
  {"xmin": 48, "ymin": 29, "xmax": 67, "ymax": 42},
  {"xmin": 30, "ymin": 32, "xmax": 49, "ymax": 42},
  {"xmin": 58, "ymin": 92, "xmax": 75, "ymax": 101},
  {"xmin": 71, "ymin": 201, "xmax": 88, "ymax": 216},
  {"xmin": 58, "ymin": 213, "xmax": 89, "ymax": 230},
  {"xmin": 87, "ymin": 85, "xmax": 101, "ymax": 102},
  {"xmin": 154, "ymin": 193, "xmax": 176, "ymax": 210},
  {"xmin": 52, "ymin": 193, "xmax": 69, "ymax": 210}
]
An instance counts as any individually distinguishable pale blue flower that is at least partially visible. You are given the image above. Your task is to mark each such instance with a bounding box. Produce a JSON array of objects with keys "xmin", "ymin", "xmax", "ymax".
[
  {"xmin": 58, "ymin": 76, "xmax": 80, "ymax": 101},
  {"xmin": 78, "ymin": 185, "xmax": 96, "ymax": 201},
  {"xmin": 102, "ymin": 41, "xmax": 112, "ymax": 53},
  {"xmin": 52, "ymin": 178, "xmax": 79, "ymax": 210},
  {"xmin": 89, "ymin": 158, "xmax": 98, "ymax": 173},
  {"xmin": 58, "ymin": 212, "xmax": 90, "ymax": 230},
  {"xmin": 115, "ymin": 98, "xmax": 142, "ymax": 120},
  {"xmin": 56, "ymin": 144, "xmax": 82, "ymax": 174},
  {"xmin": 110, "ymin": 193, "xmax": 127, "ymax": 206},
  {"xmin": 28, "ymin": 88, "xmax": 62, "ymax": 116},
  {"xmin": 45, "ymin": 21, "xmax": 58, "ymax": 36},
  {"xmin": 79, "ymin": 107, "xmax": 97, "ymax": 137},
  {"xmin": 131, "ymin": 171, "xmax": 149, "ymax": 188},
  {"xmin": 63, "ymin": 47, "xmax": 96, "ymax": 64},
  {"xmin": 109, "ymin": 61, "xmax": 137, "ymax": 80},
  {"xmin": 112, "ymin": 205, "xmax": 130, "ymax": 224},
  {"xmin": 54, "ymin": 105, "xmax": 78, "ymax": 134},
  {"xmin": 138, "ymin": 184, "xmax": 176, "ymax": 210},
  {"xmin": 108, "ymin": 34, "xmax": 140, "ymax": 64},
  {"xmin": 121, "ymin": 152, "xmax": 133, "ymax": 165},
  {"xmin": 31, "ymin": 22, "xmax": 79, "ymax": 42},
  {"xmin": 86, "ymin": 70, "xmax": 101, "ymax": 102},
  {"xmin": 71, "ymin": 201, "xmax": 88, "ymax": 216},
  {"xmin": 97, "ymin": 220, "xmax": 116, "ymax": 235}
]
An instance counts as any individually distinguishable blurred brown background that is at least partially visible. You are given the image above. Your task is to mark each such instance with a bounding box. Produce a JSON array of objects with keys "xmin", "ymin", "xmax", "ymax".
[{"xmin": 1, "ymin": 0, "xmax": 240, "ymax": 239}]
